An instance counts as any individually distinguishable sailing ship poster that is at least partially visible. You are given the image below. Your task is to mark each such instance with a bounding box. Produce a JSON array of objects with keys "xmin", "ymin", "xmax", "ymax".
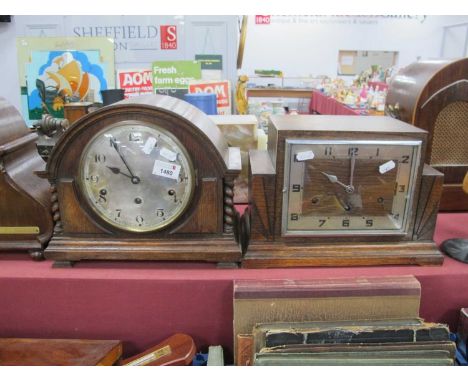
[
  {"xmin": 26, "ymin": 50, "xmax": 108, "ymax": 120},
  {"xmin": 17, "ymin": 37, "xmax": 115, "ymax": 126}
]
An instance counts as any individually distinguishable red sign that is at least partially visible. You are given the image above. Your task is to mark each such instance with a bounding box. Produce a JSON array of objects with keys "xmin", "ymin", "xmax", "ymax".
[
  {"xmin": 188, "ymin": 81, "xmax": 231, "ymax": 114},
  {"xmin": 160, "ymin": 25, "xmax": 177, "ymax": 50},
  {"xmin": 255, "ymin": 15, "xmax": 271, "ymax": 24},
  {"xmin": 118, "ymin": 69, "xmax": 153, "ymax": 98}
]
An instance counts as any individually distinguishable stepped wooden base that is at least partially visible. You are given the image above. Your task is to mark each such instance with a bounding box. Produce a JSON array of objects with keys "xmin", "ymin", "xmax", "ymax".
[
  {"xmin": 242, "ymin": 241, "xmax": 444, "ymax": 268},
  {"xmin": 0, "ymin": 240, "xmax": 44, "ymax": 260},
  {"xmin": 45, "ymin": 235, "xmax": 242, "ymax": 263}
]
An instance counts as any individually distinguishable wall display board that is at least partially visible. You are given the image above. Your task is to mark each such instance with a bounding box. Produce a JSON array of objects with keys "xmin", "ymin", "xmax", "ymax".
[
  {"xmin": 337, "ymin": 50, "xmax": 398, "ymax": 75},
  {"xmin": 195, "ymin": 54, "xmax": 223, "ymax": 80},
  {"xmin": 16, "ymin": 37, "xmax": 114, "ymax": 125}
]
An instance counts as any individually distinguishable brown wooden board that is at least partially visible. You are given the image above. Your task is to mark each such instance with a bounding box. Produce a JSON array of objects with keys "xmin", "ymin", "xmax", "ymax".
[{"xmin": 0, "ymin": 338, "xmax": 122, "ymax": 366}]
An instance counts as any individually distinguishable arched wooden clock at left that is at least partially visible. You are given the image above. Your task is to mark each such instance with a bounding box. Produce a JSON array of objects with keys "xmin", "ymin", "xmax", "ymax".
[
  {"xmin": 42, "ymin": 95, "xmax": 242, "ymax": 265},
  {"xmin": 0, "ymin": 98, "xmax": 53, "ymax": 259}
]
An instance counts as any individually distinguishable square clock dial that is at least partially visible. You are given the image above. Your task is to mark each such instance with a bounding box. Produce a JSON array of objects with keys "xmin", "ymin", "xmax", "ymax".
[{"xmin": 282, "ymin": 140, "xmax": 422, "ymax": 236}]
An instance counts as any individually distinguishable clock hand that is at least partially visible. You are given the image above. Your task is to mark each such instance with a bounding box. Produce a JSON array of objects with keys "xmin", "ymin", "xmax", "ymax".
[
  {"xmin": 336, "ymin": 195, "xmax": 352, "ymax": 212},
  {"xmin": 348, "ymin": 156, "xmax": 356, "ymax": 192},
  {"xmin": 106, "ymin": 166, "xmax": 132, "ymax": 179},
  {"xmin": 321, "ymin": 172, "xmax": 354, "ymax": 194},
  {"xmin": 110, "ymin": 137, "xmax": 140, "ymax": 184}
]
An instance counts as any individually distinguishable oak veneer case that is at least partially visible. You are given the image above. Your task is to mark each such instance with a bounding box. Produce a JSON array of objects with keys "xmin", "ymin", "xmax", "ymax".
[
  {"xmin": 42, "ymin": 95, "xmax": 242, "ymax": 266},
  {"xmin": 385, "ymin": 57, "xmax": 468, "ymax": 211},
  {"xmin": 0, "ymin": 97, "xmax": 53, "ymax": 259},
  {"xmin": 242, "ymin": 115, "xmax": 444, "ymax": 268}
]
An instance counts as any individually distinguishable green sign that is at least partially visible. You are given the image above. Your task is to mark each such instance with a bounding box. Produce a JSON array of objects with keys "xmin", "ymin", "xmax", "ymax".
[
  {"xmin": 152, "ymin": 60, "xmax": 202, "ymax": 90},
  {"xmin": 195, "ymin": 54, "xmax": 223, "ymax": 70}
]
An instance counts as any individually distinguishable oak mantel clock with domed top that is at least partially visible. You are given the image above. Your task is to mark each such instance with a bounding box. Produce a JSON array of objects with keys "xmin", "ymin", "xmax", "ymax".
[
  {"xmin": 43, "ymin": 95, "xmax": 242, "ymax": 266},
  {"xmin": 241, "ymin": 115, "xmax": 445, "ymax": 268}
]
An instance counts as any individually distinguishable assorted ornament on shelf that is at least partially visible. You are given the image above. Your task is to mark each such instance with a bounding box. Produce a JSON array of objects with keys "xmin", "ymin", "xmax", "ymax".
[{"xmin": 316, "ymin": 65, "xmax": 394, "ymax": 112}]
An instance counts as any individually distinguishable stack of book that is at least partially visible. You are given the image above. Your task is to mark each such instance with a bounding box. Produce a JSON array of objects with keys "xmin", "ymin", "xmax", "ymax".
[{"xmin": 233, "ymin": 276, "xmax": 455, "ymax": 366}]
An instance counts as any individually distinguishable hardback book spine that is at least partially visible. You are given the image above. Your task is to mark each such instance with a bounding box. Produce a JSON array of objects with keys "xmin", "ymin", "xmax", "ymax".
[
  {"xmin": 264, "ymin": 324, "xmax": 450, "ymax": 348},
  {"xmin": 253, "ymin": 353, "xmax": 454, "ymax": 366},
  {"xmin": 260, "ymin": 341, "xmax": 456, "ymax": 359},
  {"xmin": 236, "ymin": 334, "xmax": 254, "ymax": 366}
]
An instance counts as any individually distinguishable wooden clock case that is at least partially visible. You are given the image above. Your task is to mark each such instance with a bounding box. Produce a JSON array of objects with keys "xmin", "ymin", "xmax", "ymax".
[
  {"xmin": 386, "ymin": 57, "xmax": 468, "ymax": 211},
  {"xmin": 43, "ymin": 95, "xmax": 242, "ymax": 265},
  {"xmin": 0, "ymin": 97, "xmax": 53, "ymax": 259},
  {"xmin": 242, "ymin": 115, "xmax": 444, "ymax": 268}
]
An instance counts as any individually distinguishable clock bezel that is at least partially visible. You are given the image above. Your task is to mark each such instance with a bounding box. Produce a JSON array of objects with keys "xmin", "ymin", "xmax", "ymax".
[
  {"xmin": 77, "ymin": 120, "xmax": 196, "ymax": 234},
  {"xmin": 281, "ymin": 139, "xmax": 422, "ymax": 237}
]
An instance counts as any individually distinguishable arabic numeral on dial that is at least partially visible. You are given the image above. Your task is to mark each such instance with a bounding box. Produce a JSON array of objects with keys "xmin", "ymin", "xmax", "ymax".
[
  {"xmin": 324, "ymin": 147, "xmax": 333, "ymax": 156},
  {"xmin": 290, "ymin": 213, "xmax": 299, "ymax": 221},
  {"xmin": 156, "ymin": 209, "xmax": 165, "ymax": 217},
  {"xmin": 375, "ymin": 148, "xmax": 380, "ymax": 157},
  {"xmin": 89, "ymin": 175, "xmax": 99, "ymax": 183},
  {"xmin": 128, "ymin": 132, "xmax": 142, "ymax": 142},
  {"xmin": 136, "ymin": 215, "xmax": 144, "ymax": 225},
  {"xmin": 292, "ymin": 184, "xmax": 301, "ymax": 192},
  {"xmin": 115, "ymin": 209, "xmax": 122, "ymax": 218},
  {"xmin": 366, "ymin": 219, "xmax": 373, "ymax": 227},
  {"xmin": 342, "ymin": 219, "xmax": 350, "ymax": 227},
  {"xmin": 318, "ymin": 219, "xmax": 326, "ymax": 227},
  {"xmin": 94, "ymin": 154, "xmax": 106, "ymax": 163},
  {"xmin": 394, "ymin": 183, "xmax": 406, "ymax": 194},
  {"xmin": 348, "ymin": 147, "xmax": 359, "ymax": 157},
  {"xmin": 401, "ymin": 155, "xmax": 410, "ymax": 163},
  {"xmin": 393, "ymin": 213, "xmax": 400, "ymax": 221}
]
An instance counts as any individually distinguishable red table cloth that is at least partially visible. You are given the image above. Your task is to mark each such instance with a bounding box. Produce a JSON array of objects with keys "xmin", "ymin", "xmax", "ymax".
[
  {"xmin": 309, "ymin": 90, "xmax": 366, "ymax": 116},
  {"xmin": 0, "ymin": 212, "xmax": 467, "ymax": 362}
]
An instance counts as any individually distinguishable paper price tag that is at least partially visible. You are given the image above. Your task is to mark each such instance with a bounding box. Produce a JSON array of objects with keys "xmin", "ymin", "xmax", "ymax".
[
  {"xmin": 152, "ymin": 159, "xmax": 181, "ymax": 180},
  {"xmin": 379, "ymin": 160, "xmax": 396, "ymax": 174},
  {"xmin": 296, "ymin": 150, "xmax": 315, "ymax": 161},
  {"xmin": 160, "ymin": 147, "xmax": 178, "ymax": 162},
  {"xmin": 142, "ymin": 137, "xmax": 157, "ymax": 155}
]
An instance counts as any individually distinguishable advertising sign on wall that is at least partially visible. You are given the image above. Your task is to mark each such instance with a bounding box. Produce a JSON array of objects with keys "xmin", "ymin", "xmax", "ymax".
[
  {"xmin": 117, "ymin": 69, "xmax": 153, "ymax": 98},
  {"xmin": 16, "ymin": 36, "xmax": 115, "ymax": 125},
  {"xmin": 188, "ymin": 80, "xmax": 231, "ymax": 115},
  {"xmin": 152, "ymin": 60, "xmax": 201, "ymax": 100}
]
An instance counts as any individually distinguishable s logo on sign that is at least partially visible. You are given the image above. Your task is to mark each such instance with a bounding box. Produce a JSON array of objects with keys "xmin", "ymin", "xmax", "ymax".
[{"xmin": 161, "ymin": 25, "xmax": 177, "ymax": 50}]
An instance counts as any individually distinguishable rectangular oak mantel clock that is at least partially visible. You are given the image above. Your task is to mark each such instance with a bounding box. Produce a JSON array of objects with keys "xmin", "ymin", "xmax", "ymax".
[{"xmin": 241, "ymin": 115, "xmax": 444, "ymax": 267}]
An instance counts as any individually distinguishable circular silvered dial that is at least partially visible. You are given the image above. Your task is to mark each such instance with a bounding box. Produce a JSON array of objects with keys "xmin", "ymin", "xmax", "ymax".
[{"xmin": 79, "ymin": 121, "xmax": 194, "ymax": 232}]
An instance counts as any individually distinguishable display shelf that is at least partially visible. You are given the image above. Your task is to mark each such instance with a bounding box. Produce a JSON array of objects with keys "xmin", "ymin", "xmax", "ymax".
[
  {"xmin": 246, "ymin": 88, "xmax": 314, "ymax": 99},
  {"xmin": 0, "ymin": 213, "xmax": 467, "ymax": 364}
]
